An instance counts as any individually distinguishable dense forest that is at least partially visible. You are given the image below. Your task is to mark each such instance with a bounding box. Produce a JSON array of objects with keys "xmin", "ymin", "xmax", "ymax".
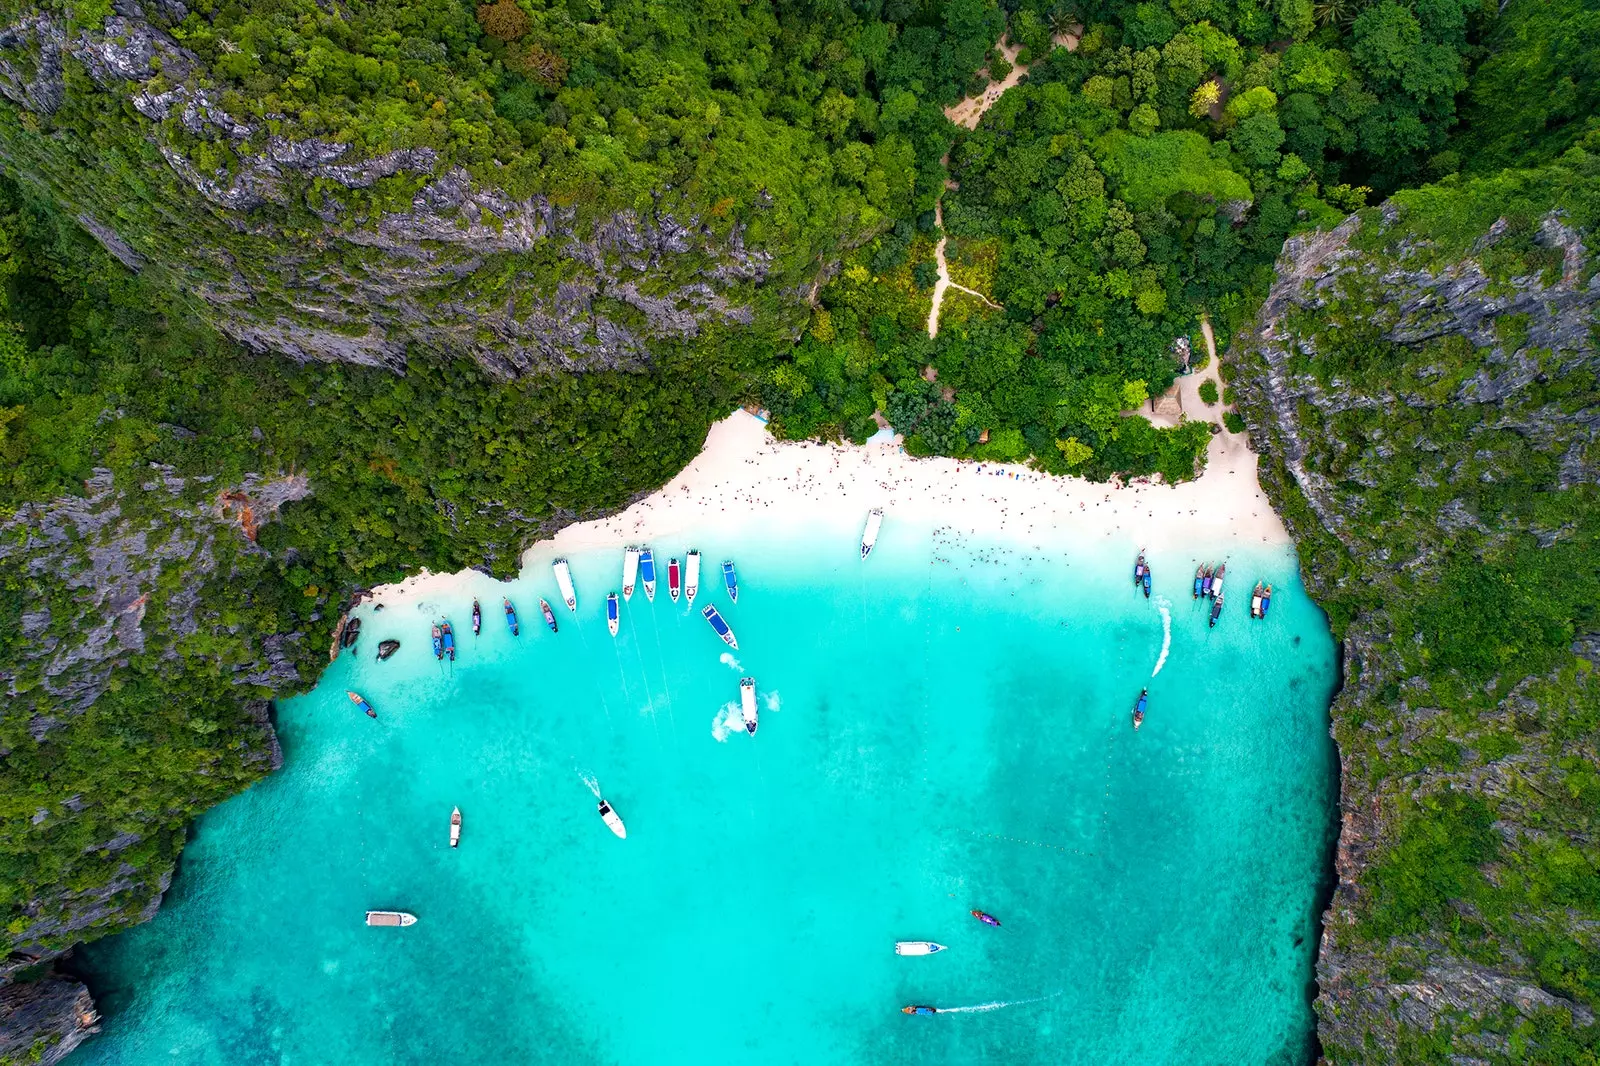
[{"xmin": 0, "ymin": 0, "xmax": 1597, "ymax": 1063}]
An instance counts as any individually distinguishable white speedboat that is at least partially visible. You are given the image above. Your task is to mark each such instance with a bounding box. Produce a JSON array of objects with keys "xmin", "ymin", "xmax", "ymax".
[
  {"xmin": 607, "ymin": 592, "xmax": 619, "ymax": 636},
  {"xmin": 554, "ymin": 558, "xmax": 577, "ymax": 612},
  {"xmin": 622, "ymin": 547, "xmax": 639, "ymax": 601},
  {"xmin": 365, "ymin": 910, "xmax": 417, "ymax": 927},
  {"xmin": 861, "ymin": 508, "xmax": 883, "ymax": 560},
  {"xmin": 685, "ymin": 550, "xmax": 701, "ymax": 605},
  {"xmin": 640, "ymin": 548, "xmax": 657, "ymax": 602},
  {"xmin": 449, "ymin": 807, "xmax": 461, "ymax": 848},
  {"xmin": 740, "ymin": 676, "xmax": 758, "ymax": 736},
  {"xmin": 598, "ymin": 799, "xmax": 626, "ymax": 839},
  {"xmin": 894, "ymin": 941, "xmax": 947, "ymax": 956}
]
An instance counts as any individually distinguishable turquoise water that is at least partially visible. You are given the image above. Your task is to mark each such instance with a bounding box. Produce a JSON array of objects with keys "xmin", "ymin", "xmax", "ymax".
[{"xmin": 77, "ymin": 520, "xmax": 1338, "ymax": 1065}]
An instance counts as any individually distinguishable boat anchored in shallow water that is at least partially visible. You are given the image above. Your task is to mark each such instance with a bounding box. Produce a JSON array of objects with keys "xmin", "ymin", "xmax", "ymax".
[
  {"xmin": 722, "ymin": 560, "xmax": 739, "ymax": 602},
  {"xmin": 668, "ymin": 557, "xmax": 681, "ymax": 603},
  {"xmin": 450, "ymin": 807, "xmax": 461, "ymax": 848},
  {"xmin": 471, "ymin": 598, "xmax": 481, "ymax": 636},
  {"xmin": 597, "ymin": 798, "xmax": 626, "ymax": 839},
  {"xmin": 702, "ymin": 605, "xmax": 738, "ymax": 649},
  {"xmin": 347, "ymin": 690, "xmax": 376, "ymax": 719},
  {"xmin": 504, "ymin": 597, "xmax": 519, "ymax": 636},
  {"xmin": 431, "ymin": 623, "xmax": 443, "ymax": 660},
  {"xmin": 1194, "ymin": 565, "xmax": 1205, "ymax": 599},
  {"xmin": 1251, "ymin": 583, "xmax": 1265, "ymax": 618},
  {"xmin": 540, "ymin": 598, "xmax": 558, "ymax": 633},
  {"xmin": 1259, "ymin": 584, "xmax": 1272, "ymax": 619},
  {"xmin": 740, "ymin": 676, "xmax": 758, "ymax": 735},
  {"xmin": 365, "ymin": 910, "xmax": 417, "ymax": 928},
  {"xmin": 971, "ymin": 910, "xmax": 1001, "ymax": 927},
  {"xmin": 607, "ymin": 593, "xmax": 620, "ymax": 637},
  {"xmin": 622, "ymin": 547, "xmax": 640, "ymax": 601},
  {"xmin": 685, "ymin": 550, "xmax": 701, "ymax": 605},
  {"xmin": 1210, "ymin": 562, "xmax": 1226, "ymax": 600},
  {"xmin": 1132, "ymin": 688, "xmax": 1147, "ymax": 731},
  {"xmin": 639, "ymin": 548, "xmax": 657, "ymax": 602},
  {"xmin": 894, "ymin": 941, "xmax": 947, "ymax": 956},
  {"xmin": 553, "ymin": 558, "xmax": 577, "ymax": 612},
  {"xmin": 861, "ymin": 508, "xmax": 884, "ymax": 559},
  {"xmin": 1209, "ymin": 591, "xmax": 1225, "ymax": 628},
  {"xmin": 439, "ymin": 621, "xmax": 456, "ymax": 661},
  {"xmin": 1133, "ymin": 551, "xmax": 1146, "ymax": 586}
]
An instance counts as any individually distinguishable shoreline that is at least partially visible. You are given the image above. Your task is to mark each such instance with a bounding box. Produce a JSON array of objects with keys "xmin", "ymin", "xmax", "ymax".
[{"xmin": 368, "ymin": 409, "xmax": 1292, "ymax": 606}]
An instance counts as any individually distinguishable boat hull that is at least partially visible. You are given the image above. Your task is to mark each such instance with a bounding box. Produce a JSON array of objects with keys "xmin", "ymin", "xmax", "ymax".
[
  {"xmin": 450, "ymin": 808, "xmax": 461, "ymax": 848},
  {"xmin": 685, "ymin": 551, "xmax": 701, "ymax": 606},
  {"xmin": 622, "ymin": 548, "xmax": 639, "ymax": 601},
  {"xmin": 607, "ymin": 594, "xmax": 620, "ymax": 637},
  {"xmin": 554, "ymin": 559, "xmax": 577, "ymax": 611},
  {"xmin": 598, "ymin": 802, "xmax": 627, "ymax": 839},
  {"xmin": 740, "ymin": 677, "xmax": 758, "ymax": 735},
  {"xmin": 365, "ymin": 911, "xmax": 417, "ymax": 927},
  {"xmin": 722, "ymin": 562, "xmax": 738, "ymax": 603},
  {"xmin": 894, "ymin": 942, "xmax": 946, "ymax": 956}
]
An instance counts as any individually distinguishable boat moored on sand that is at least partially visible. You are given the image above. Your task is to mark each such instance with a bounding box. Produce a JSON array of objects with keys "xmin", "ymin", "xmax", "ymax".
[
  {"xmin": 668, "ymin": 557, "xmax": 681, "ymax": 602},
  {"xmin": 597, "ymin": 798, "xmax": 626, "ymax": 839},
  {"xmin": 540, "ymin": 598, "xmax": 558, "ymax": 633},
  {"xmin": 365, "ymin": 910, "xmax": 417, "ymax": 927},
  {"xmin": 553, "ymin": 558, "xmax": 578, "ymax": 612},
  {"xmin": 740, "ymin": 676, "xmax": 758, "ymax": 735},
  {"xmin": 640, "ymin": 549, "xmax": 657, "ymax": 602},
  {"xmin": 607, "ymin": 593, "xmax": 620, "ymax": 637},
  {"xmin": 722, "ymin": 560, "xmax": 739, "ymax": 602},
  {"xmin": 450, "ymin": 807, "xmax": 461, "ymax": 848},
  {"xmin": 471, "ymin": 598, "xmax": 481, "ymax": 636},
  {"xmin": 347, "ymin": 690, "xmax": 376, "ymax": 719},
  {"xmin": 685, "ymin": 550, "xmax": 701, "ymax": 605},
  {"xmin": 1132, "ymin": 688, "xmax": 1147, "ymax": 731},
  {"xmin": 623, "ymin": 547, "xmax": 640, "ymax": 601},
  {"xmin": 971, "ymin": 910, "xmax": 1001, "ymax": 927},
  {"xmin": 504, "ymin": 598, "xmax": 519, "ymax": 636},
  {"xmin": 702, "ymin": 605, "xmax": 738, "ymax": 649},
  {"xmin": 861, "ymin": 508, "xmax": 884, "ymax": 559},
  {"xmin": 894, "ymin": 941, "xmax": 947, "ymax": 956}
]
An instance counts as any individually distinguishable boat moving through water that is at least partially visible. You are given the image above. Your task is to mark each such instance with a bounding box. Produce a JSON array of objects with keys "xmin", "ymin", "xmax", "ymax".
[
  {"xmin": 347, "ymin": 690, "xmax": 376, "ymax": 719},
  {"xmin": 668, "ymin": 557, "xmax": 681, "ymax": 602},
  {"xmin": 540, "ymin": 599, "xmax": 558, "ymax": 633},
  {"xmin": 685, "ymin": 550, "xmax": 701, "ymax": 605},
  {"xmin": 640, "ymin": 549, "xmax": 657, "ymax": 602},
  {"xmin": 902, "ymin": 1006, "xmax": 938, "ymax": 1015},
  {"xmin": 607, "ymin": 593, "xmax": 619, "ymax": 637},
  {"xmin": 365, "ymin": 911, "xmax": 417, "ymax": 928},
  {"xmin": 702, "ymin": 605, "xmax": 738, "ymax": 649},
  {"xmin": 623, "ymin": 547, "xmax": 640, "ymax": 601},
  {"xmin": 554, "ymin": 559, "xmax": 577, "ymax": 612},
  {"xmin": 722, "ymin": 561, "xmax": 739, "ymax": 602},
  {"xmin": 861, "ymin": 508, "xmax": 883, "ymax": 559},
  {"xmin": 597, "ymin": 799, "xmax": 626, "ymax": 839},
  {"xmin": 740, "ymin": 676, "xmax": 758, "ymax": 735},
  {"xmin": 449, "ymin": 807, "xmax": 461, "ymax": 848},
  {"xmin": 1133, "ymin": 688, "xmax": 1147, "ymax": 731},
  {"xmin": 971, "ymin": 910, "xmax": 1001, "ymax": 927},
  {"xmin": 504, "ymin": 598, "xmax": 519, "ymax": 636},
  {"xmin": 894, "ymin": 942, "xmax": 947, "ymax": 956}
]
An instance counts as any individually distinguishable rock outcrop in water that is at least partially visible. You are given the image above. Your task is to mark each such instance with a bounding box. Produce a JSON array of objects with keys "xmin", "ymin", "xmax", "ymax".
[
  {"xmin": 0, "ymin": 8, "xmax": 797, "ymax": 374},
  {"xmin": 0, "ymin": 974, "xmax": 100, "ymax": 1066},
  {"xmin": 1233, "ymin": 156, "xmax": 1600, "ymax": 1062}
]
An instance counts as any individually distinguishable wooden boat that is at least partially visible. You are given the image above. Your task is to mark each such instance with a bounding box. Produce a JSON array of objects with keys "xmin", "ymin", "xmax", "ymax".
[
  {"xmin": 471, "ymin": 598, "xmax": 481, "ymax": 635},
  {"xmin": 1133, "ymin": 552, "xmax": 1146, "ymax": 585},
  {"xmin": 902, "ymin": 1005, "xmax": 938, "ymax": 1015},
  {"xmin": 540, "ymin": 598, "xmax": 558, "ymax": 633},
  {"xmin": 1251, "ymin": 582, "xmax": 1265, "ymax": 618},
  {"xmin": 668, "ymin": 557, "xmax": 681, "ymax": 603},
  {"xmin": 1193, "ymin": 565, "xmax": 1205, "ymax": 599},
  {"xmin": 1200, "ymin": 566, "xmax": 1213, "ymax": 598},
  {"xmin": 1210, "ymin": 562, "xmax": 1226, "ymax": 600},
  {"xmin": 702, "ymin": 605, "xmax": 738, "ymax": 649},
  {"xmin": 598, "ymin": 799, "xmax": 626, "ymax": 839},
  {"xmin": 1132, "ymin": 688, "xmax": 1147, "ymax": 731},
  {"xmin": 740, "ymin": 676, "xmax": 758, "ymax": 736},
  {"xmin": 450, "ymin": 807, "xmax": 461, "ymax": 848},
  {"xmin": 1142, "ymin": 566, "xmax": 1152, "ymax": 599},
  {"xmin": 685, "ymin": 550, "xmax": 701, "ymax": 605},
  {"xmin": 365, "ymin": 910, "xmax": 417, "ymax": 927},
  {"xmin": 347, "ymin": 690, "xmax": 376, "ymax": 719},
  {"xmin": 1260, "ymin": 584, "xmax": 1272, "ymax": 619},
  {"xmin": 1209, "ymin": 591, "xmax": 1225, "ymax": 627},
  {"xmin": 431, "ymin": 623, "xmax": 442, "ymax": 660},
  {"xmin": 971, "ymin": 910, "xmax": 1001, "ymax": 927},
  {"xmin": 440, "ymin": 621, "xmax": 456, "ymax": 661},
  {"xmin": 376, "ymin": 639, "xmax": 400, "ymax": 661},
  {"xmin": 504, "ymin": 597, "xmax": 519, "ymax": 636},
  {"xmin": 607, "ymin": 592, "xmax": 620, "ymax": 637},
  {"xmin": 894, "ymin": 941, "xmax": 947, "ymax": 956}
]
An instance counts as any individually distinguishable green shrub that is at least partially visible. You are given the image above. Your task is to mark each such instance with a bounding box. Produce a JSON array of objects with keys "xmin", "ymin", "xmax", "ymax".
[{"xmin": 1198, "ymin": 380, "xmax": 1219, "ymax": 405}]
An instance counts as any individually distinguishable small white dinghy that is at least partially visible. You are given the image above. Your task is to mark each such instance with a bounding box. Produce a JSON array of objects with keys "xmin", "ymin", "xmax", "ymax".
[
  {"xmin": 739, "ymin": 676, "xmax": 758, "ymax": 736},
  {"xmin": 598, "ymin": 798, "xmax": 626, "ymax": 839},
  {"xmin": 449, "ymin": 807, "xmax": 461, "ymax": 848},
  {"xmin": 894, "ymin": 941, "xmax": 947, "ymax": 956}
]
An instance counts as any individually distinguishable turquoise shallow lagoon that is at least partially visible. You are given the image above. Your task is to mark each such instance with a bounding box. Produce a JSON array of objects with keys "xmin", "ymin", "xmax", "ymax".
[{"xmin": 77, "ymin": 519, "xmax": 1338, "ymax": 1065}]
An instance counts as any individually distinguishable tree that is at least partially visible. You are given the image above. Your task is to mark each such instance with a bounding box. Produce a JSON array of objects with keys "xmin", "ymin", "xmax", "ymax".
[
  {"xmin": 477, "ymin": 0, "xmax": 531, "ymax": 42},
  {"xmin": 1189, "ymin": 80, "xmax": 1221, "ymax": 118}
]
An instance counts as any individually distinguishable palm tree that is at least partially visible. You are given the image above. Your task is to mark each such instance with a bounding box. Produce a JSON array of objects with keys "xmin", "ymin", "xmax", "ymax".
[
  {"xmin": 1314, "ymin": 0, "xmax": 1359, "ymax": 27},
  {"xmin": 1048, "ymin": 5, "xmax": 1080, "ymax": 41}
]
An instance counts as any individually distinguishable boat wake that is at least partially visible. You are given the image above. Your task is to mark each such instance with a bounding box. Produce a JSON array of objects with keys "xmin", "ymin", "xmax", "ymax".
[
  {"xmin": 1151, "ymin": 597, "xmax": 1172, "ymax": 677},
  {"xmin": 938, "ymin": 992, "xmax": 1062, "ymax": 1014},
  {"xmin": 763, "ymin": 690, "xmax": 781, "ymax": 713},
  {"xmin": 710, "ymin": 701, "xmax": 743, "ymax": 742},
  {"xmin": 578, "ymin": 772, "xmax": 602, "ymax": 800},
  {"xmin": 719, "ymin": 652, "xmax": 743, "ymax": 672}
]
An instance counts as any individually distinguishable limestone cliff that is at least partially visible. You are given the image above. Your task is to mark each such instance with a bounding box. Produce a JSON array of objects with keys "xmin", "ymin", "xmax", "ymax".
[{"xmin": 1233, "ymin": 156, "xmax": 1600, "ymax": 1063}]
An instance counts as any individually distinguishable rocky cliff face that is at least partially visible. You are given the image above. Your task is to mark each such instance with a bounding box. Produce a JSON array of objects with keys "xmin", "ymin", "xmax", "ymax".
[
  {"xmin": 1233, "ymin": 164, "xmax": 1600, "ymax": 1062},
  {"xmin": 0, "ymin": 5, "xmax": 791, "ymax": 374}
]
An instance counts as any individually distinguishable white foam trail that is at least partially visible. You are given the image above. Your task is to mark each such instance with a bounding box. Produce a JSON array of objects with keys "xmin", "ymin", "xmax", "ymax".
[
  {"xmin": 711, "ymin": 701, "xmax": 742, "ymax": 742},
  {"xmin": 763, "ymin": 690, "xmax": 781, "ymax": 713},
  {"xmin": 719, "ymin": 652, "xmax": 743, "ymax": 672},
  {"xmin": 578, "ymin": 772, "xmax": 601, "ymax": 800},
  {"xmin": 1151, "ymin": 596, "xmax": 1172, "ymax": 678},
  {"xmin": 939, "ymin": 991, "xmax": 1062, "ymax": 1014}
]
